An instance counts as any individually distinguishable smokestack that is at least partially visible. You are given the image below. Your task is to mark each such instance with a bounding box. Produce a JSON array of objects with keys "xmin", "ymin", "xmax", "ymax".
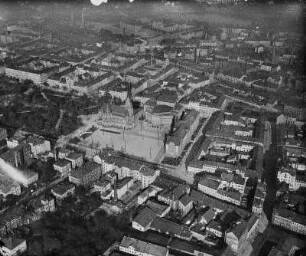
[
  {"xmin": 14, "ymin": 151, "xmax": 18, "ymax": 168},
  {"xmin": 114, "ymin": 173, "xmax": 118, "ymax": 201},
  {"xmin": 54, "ymin": 148, "xmax": 57, "ymax": 161}
]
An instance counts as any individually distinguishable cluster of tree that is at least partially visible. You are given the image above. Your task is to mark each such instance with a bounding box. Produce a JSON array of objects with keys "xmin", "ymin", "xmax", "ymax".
[
  {"xmin": 0, "ymin": 76, "xmax": 30, "ymax": 95},
  {"xmin": 0, "ymin": 194, "xmax": 20, "ymax": 210},
  {"xmin": 27, "ymin": 159, "xmax": 57, "ymax": 184},
  {"xmin": 25, "ymin": 186, "xmax": 133, "ymax": 256},
  {"xmin": 57, "ymin": 111, "xmax": 81, "ymax": 136}
]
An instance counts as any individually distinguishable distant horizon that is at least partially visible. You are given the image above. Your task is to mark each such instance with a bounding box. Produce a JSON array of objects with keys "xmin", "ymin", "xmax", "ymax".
[{"xmin": 0, "ymin": 0, "xmax": 304, "ymax": 3}]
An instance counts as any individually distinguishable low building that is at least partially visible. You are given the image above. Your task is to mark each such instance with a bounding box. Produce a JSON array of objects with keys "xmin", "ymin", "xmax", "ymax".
[
  {"xmin": 58, "ymin": 148, "xmax": 72, "ymax": 159},
  {"xmin": 26, "ymin": 136, "xmax": 51, "ymax": 158},
  {"xmin": 65, "ymin": 152, "xmax": 84, "ymax": 169},
  {"xmin": 22, "ymin": 170, "xmax": 39, "ymax": 187},
  {"xmin": 119, "ymin": 236, "xmax": 169, "ymax": 256},
  {"xmin": 199, "ymin": 208, "xmax": 215, "ymax": 225},
  {"xmin": 206, "ymin": 220, "xmax": 223, "ymax": 238},
  {"xmin": 51, "ymin": 183, "xmax": 75, "ymax": 202},
  {"xmin": 150, "ymin": 217, "xmax": 192, "ymax": 241},
  {"xmin": 0, "ymin": 237, "xmax": 27, "ymax": 256},
  {"xmin": 137, "ymin": 186, "xmax": 158, "ymax": 205},
  {"xmin": 92, "ymin": 179, "xmax": 112, "ymax": 195},
  {"xmin": 0, "ymin": 207, "xmax": 23, "ymax": 236},
  {"xmin": 158, "ymin": 184, "xmax": 190, "ymax": 210},
  {"xmin": 132, "ymin": 207, "xmax": 156, "ymax": 232},
  {"xmin": 146, "ymin": 200, "xmax": 171, "ymax": 218},
  {"xmin": 0, "ymin": 173, "xmax": 21, "ymax": 198},
  {"xmin": 31, "ymin": 197, "xmax": 55, "ymax": 216},
  {"xmin": 225, "ymin": 215, "xmax": 259, "ymax": 256},
  {"xmin": 252, "ymin": 182, "xmax": 266, "ymax": 215},
  {"xmin": 6, "ymin": 130, "xmax": 27, "ymax": 149},
  {"xmin": 69, "ymin": 161, "xmax": 102, "ymax": 186},
  {"xmin": 53, "ymin": 159, "xmax": 72, "ymax": 177},
  {"xmin": 178, "ymin": 194, "xmax": 193, "ymax": 217}
]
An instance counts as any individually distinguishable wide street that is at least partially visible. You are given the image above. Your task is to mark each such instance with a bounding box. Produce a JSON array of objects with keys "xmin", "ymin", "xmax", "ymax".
[{"xmin": 262, "ymin": 121, "xmax": 278, "ymax": 221}]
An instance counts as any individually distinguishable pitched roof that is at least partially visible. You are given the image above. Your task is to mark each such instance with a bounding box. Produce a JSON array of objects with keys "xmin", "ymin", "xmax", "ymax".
[
  {"xmin": 70, "ymin": 161, "xmax": 101, "ymax": 179},
  {"xmin": 120, "ymin": 236, "xmax": 168, "ymax": 256},
  {"xmin": 150, "ymin": 217, "xmax": 191, "ymax": 239},
  {"xmin": 206, "ymin": 220, "xmax": 222, "ymax": 232},
  {"xmin": 133, "ymin": 207, "xmax": 156, "ymax": 228},
  {"xmin": 66, "ymin": 151, "xmax": 83, "ymax": 160},
  {"xmin": 53, "ymin": 159, "xmax": 71, "ymax": 168},
  {"xmin": 152, "ymin": 104, "xmax": 173, "ymax": 114},
  {"xmin": 146, "ymin": 200, "xmax": 170, "ymax": 216},
  {"xmin": 230, "ymin": 221, "xmax": 247, "ymax": 240},
  {"xmin": 198, "ymin": 178, "xmax": 220, "ymax": 190},
  {"xmin": 201, "ymin": 208, "xmax": 215, "ymax": 223},
  {"xmin": 140, "ymin": 166, "xmax": 158, "ymax": 177},
  {"xmin": 51, "ymin": 183, "xmax": 75, "ymax": 196},
  {"xmin": 179, "ymin": 194, "xmax": 193, "ymax": 206},
  {"xmin": 1, "ymin": 237, "xmax": 25, "ymax": 250}
]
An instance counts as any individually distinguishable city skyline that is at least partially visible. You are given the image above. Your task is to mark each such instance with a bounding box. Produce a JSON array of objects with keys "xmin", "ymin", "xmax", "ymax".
[{"xmin": 0, "ymin": 0, "xmax": 305, "ymax": 256}]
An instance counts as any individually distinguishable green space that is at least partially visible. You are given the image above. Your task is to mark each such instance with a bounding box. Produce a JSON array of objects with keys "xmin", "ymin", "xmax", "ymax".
[{"xmin": 22, "ymin": 186, "xmax": 133, "ymax": 256}]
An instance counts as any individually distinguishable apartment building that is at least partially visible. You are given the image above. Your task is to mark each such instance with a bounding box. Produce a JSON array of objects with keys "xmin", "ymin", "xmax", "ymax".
[
  {"xmin": 252, "ymin": 182, "xmax": 266, "ymax": 215},
  {"xmin": 272, "ymin": 208, "xmax": 306, "ymax": 235},
  {"xmin": 198, "ymin": 177, "xmax": 243, "ymax": 206},
  {"xmin": 139, "ymin": 166, "xmax": 160, "ymax": 189},
  {"xmin": 166, "ymin": 109, "xmax": 200, "ymax": 158},
  {"xmin": 277, "ymin": 167, "xmax": 306, "ymax": 191},
  {"xmin": 225, "ymin": 215, "xmax": 259, "ymax": 256}
]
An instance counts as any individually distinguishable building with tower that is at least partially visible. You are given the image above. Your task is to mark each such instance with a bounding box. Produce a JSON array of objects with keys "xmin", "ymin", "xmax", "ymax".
[{"xmin": 99, "ymin": 97, "xmax": 135, "ymax": 129}]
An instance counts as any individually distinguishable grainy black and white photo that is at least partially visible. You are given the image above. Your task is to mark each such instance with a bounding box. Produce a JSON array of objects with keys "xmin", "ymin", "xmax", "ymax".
[{"xmin": 0, "ymin": 0, "xmax": 305, "ymax": 255}]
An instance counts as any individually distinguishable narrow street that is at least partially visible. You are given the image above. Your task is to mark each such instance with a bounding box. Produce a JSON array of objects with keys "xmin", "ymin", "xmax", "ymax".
[{"xmin": 18, "ymin": 176, "xmax": 65, "ymax": 205}]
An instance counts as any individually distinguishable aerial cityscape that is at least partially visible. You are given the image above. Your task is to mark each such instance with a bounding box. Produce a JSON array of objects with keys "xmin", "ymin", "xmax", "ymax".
[{"xmin": 0, "ymin": 0, "xmax": 305, "ymax": 255}]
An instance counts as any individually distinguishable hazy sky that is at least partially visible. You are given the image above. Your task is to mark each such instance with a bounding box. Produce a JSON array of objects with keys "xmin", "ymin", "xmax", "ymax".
[{"xmin": 0, "ymin": 0, "xmax": 304, "ymax": 33}]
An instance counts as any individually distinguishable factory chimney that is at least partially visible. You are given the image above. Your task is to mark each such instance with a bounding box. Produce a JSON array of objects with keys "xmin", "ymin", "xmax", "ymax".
[
  {"xmin": 14, "ymin": 151, "xmax": 19, "ymax": 168},
  {"xmin": 113, "ymin": 173, "xmax": 118, "ymax": 202},
  {"xmin": 54, "ymin": 148, "xmax": 57, "ymax": 161}
]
